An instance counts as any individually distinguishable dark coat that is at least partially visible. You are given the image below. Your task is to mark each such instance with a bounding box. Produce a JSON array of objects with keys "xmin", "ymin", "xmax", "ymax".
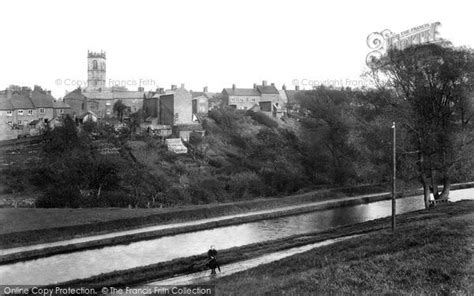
[{"xmin": 207, "ymin": 249, "xmax": 218, "ymax": 269}]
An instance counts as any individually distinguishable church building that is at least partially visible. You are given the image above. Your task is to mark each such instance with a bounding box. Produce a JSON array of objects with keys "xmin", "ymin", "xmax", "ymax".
[{"xmin": 64, "ymin": 51, "xmax": 146, "ymax": 119}]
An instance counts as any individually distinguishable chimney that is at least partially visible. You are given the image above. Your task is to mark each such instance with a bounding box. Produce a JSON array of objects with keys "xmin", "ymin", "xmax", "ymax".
[
  {"xmin": 203, "ymin": 86, "xmax": 208, "ymax": 93},
  {"xmin": 171, "ymin": 84, "xmax": 177, "ymax": 90},
  {"xmin": 181, "ymin": 83, "xmax": 185, "ymax": 89},
  {"xmin": 262, "ymin": 80, "xmax": 267, "ymax": 86},
  {"xmin": 138, "ymin": 87, "xmax": 144, "ymax": 92},
  {"xmin": 282, "ymin": 84, "xmax": 286, "ymax": 90},
  {"xmin": 47, "ymin": 90, "xmax": 52, "ymax": 96},
  {"xmin": 271, "ymin": 83, "xmax": 275, "ymax": 87},
  {"xmin": 295, "ymin": 85, "xmax": 300, "ymax": 91},
  {"xmin": 253, "ymin": 83, "xmax": 257, "ymax": 89},
  {"xmin": 232, "ymin": 84, "xmax": 236, "ymax": 91}
]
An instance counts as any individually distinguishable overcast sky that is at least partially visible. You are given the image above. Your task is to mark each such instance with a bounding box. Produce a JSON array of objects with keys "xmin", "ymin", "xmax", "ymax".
[{"xmin": 0, "ymin": 0, "xmax": 472, "ymax": 98}]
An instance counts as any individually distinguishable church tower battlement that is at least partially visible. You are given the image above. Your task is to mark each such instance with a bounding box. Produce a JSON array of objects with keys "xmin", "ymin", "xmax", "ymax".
[{"xmin": 87, "ymin": 50, "xmax": 106, "ymax": 90}]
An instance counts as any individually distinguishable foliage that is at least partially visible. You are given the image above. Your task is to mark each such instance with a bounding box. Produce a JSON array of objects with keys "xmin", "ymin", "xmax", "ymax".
[
  {"xmin": 372, "ymin": 43, "xmax": 474, "ymax": 205},
  {"xmin": 246, "ymin": 111, "xmax": 279, "ymax": 128},
  {"xmin": 113, "ymin": 100, "xmax": 128, "ymax": 122}
]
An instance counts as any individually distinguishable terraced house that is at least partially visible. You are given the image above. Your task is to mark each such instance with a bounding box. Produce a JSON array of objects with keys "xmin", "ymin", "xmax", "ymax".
[
  {"xmin": 0, "ymin": 86, "xmax": 71, "ymax": 140},
  {"xmin": 222, "ymin": 81, "xmax": 287, "ymax": 117}
]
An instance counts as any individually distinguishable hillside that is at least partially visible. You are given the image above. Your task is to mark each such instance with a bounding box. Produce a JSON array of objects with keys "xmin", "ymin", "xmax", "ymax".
[{"xmin": 0, "ymin": 109, "xmax": 315, "ymax": 208}]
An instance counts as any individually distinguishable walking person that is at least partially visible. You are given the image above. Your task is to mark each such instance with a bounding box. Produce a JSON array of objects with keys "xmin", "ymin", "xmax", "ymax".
[{"xmin": 207, "ymin": 245, "xmax": 220, "ymax": 275}]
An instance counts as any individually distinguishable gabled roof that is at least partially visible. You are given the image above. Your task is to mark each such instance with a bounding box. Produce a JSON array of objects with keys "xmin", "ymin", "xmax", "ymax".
[
  {"xmin": 30, "ymin": 91, "xmax": 54, "ymax": 108},
  {"xmin": 64, "ymin": 88, "xmax": 87, "ymax": 101},
  {"xmin": 0, "ymin": 95, "xmax": 14, "ymax": 110},
  {"xmin": 285, "ymin": 90, "xmax": 303, "ymax": 104},
  {"xmin": 191, "ymin": 91, "xmax": 204, "ymax": 98},
  {"xmin": 256, "ymin": 85, "xmax": 279, "ymax": 94},
  {"xmin": 223, "ymin": 88, "xmax": 260, "ymax": 97},
  {"xmin": 53, "ymin": 101, "xmax": 71, "ymax": 109},
  {"xmin": 11, "ymin": 94, "xmax": 34, "ymax": 109}
]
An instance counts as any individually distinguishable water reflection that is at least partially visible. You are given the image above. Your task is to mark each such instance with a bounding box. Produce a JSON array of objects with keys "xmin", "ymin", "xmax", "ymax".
[{"xmin": 0, "ymin": 188, "xmax": 472, "ymax": 285}]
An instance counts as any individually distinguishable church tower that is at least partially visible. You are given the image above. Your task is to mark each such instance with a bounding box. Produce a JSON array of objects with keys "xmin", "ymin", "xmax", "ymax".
[{"xmin": 87, "ymin": 50, "xmax": 106, "ymax": 90}]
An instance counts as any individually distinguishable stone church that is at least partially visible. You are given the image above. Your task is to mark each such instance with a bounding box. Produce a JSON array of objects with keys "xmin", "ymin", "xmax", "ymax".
[{"xmin": 64, "ymin": 51, "xmax": 145, "ymax": 119}]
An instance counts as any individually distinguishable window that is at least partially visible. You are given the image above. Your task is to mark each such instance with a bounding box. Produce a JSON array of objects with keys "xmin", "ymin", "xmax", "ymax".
[
  {"xmin": 28, "ymin": 110, "xmax": 33, "ymax": 115},
  {"xmin": 18, "ymin": 120, "xmax": 22, "ymax": 125},
  {"xmin": 18, "ymin": 110, "xmax": 24, "ymax": 115},
  {"xmin": 59, "ymin": 109, "xmax": 64, "ymax": 114},
  {"xmin": 39, "ymin": 108, "xmax": 45, "ymax": 114},
  {"xmin": 7, "ymin": 110, "xmax": 12, "ymax": 116},
  {"xmin": 93, "ymin": 60, "xmax": 98, "ymax": 70}
]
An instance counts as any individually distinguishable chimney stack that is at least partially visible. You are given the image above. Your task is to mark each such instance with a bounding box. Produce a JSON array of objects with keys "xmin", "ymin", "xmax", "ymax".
[
  {"xmin": 271, "ymin": 83, "xmax": 275, "ymax": 87},
  {"xmin": 295, "ymin": 85, "xmax": 300, "ymax": 91},
  {"xmin": 282, "ymin": 84, "xmax": 286, "ymax": 90},
  {"xmin": 203, "ymin": 86, "xmax": 208, "ymax": 93},
  {"xmin": 262, "ymin": 80, "xmax": 267, "ymax": 86},
  {"xmin": 253, "ymin": 83, "xmax": 257, "ymax": 89},
  {"xmin": 181, "ymin": 83, "xmax": 185, "ymax": 89},
  {"xmin": 171, "ymin": 84, "xmax": 177, "ymax": 90},
  {"xmin": 138, "ymin": 87, "xmax": 144, "ymax": 92},
  {"xmin": 232, "ymin": 84, "xmax": 236, "ymax": 91}
]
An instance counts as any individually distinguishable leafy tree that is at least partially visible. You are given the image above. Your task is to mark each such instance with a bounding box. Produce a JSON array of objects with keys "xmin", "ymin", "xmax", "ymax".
[
  {"xmin": 113, "ymin": 100, "xmax": 128, "ymax": 122},
  {"xmin": 372, "ymin": 43, "xmax": 474, "ymax": 207},
  {"xmin": 297, "ymin": 86, "xmax": 359, "ymax": 185}
]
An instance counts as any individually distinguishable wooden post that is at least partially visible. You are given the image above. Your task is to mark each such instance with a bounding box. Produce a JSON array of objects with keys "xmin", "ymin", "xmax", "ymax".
[{"xmin": 392, "ymin": 122, "xmax": 396, "ymax": 231}]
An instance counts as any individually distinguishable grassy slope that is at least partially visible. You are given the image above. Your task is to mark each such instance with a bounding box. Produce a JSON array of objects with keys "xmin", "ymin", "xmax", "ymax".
[{"xmin": 211, "ymin": 208, "xmax": 473, "ymax": 295}]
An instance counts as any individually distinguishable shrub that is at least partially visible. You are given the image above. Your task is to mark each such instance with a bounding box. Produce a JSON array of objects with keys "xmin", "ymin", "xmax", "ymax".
[
  {"xmin": 247, "ymin": 111, "xmax": 279, "ymax": 128},
  {"xmin": 227, "ymin": 171, "xmax": 266, "ymax": 200}
]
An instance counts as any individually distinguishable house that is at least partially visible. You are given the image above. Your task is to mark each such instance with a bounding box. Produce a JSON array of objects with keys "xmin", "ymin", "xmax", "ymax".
[
  {"xmin": 53, "ymin": 100, "xmax": 72, "ymax": 117},
  {"xmin": 29, "ymin": 87, "xmax": 54, "ymax": 120},
  {"xmin": 191, "ymin": 93, "xmax": 209, "ymax": 116},
  {"xmin": 222, "ymin": 84, "xmax": 261, "ymax": 110},
  {"xmin": 63, "ymin": 88, "xmax": 88, "ymax": 117},
  {"xmin": 222, "ymin": 81, "xmax": 286, "ymax": 118},
  {"xmin": 147, "ymin": 84, "xmax": 193, "ymax": 126},
  {"xmin": 0, "ymin": 86, "xmax": 69, "ymax": 140}
]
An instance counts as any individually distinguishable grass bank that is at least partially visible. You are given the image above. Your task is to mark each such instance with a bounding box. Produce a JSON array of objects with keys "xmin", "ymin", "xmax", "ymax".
[
  {"xmin": 52, "ymin": 200, "xmax": 474, "ymax": 290},
  {"xmin": 212, "ymin": 204, "xmax": 474, "ymax": 295}
]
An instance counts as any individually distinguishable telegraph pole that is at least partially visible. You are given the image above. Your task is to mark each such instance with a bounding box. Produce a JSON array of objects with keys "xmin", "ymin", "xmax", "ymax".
[{"xmin": 391, "ymin": 122, "xmax": 396, "ymax": 231}]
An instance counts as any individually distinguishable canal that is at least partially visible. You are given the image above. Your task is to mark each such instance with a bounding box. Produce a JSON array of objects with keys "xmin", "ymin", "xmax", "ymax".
[{"xmin": 0, "ymin": 188, "xmax": 472, "ymax": 285}]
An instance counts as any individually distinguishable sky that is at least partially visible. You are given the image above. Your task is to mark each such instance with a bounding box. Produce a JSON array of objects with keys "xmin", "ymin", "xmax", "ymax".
[{"xmin": 0, "ymin": 0, "xmax": 472, "ymax": 98}]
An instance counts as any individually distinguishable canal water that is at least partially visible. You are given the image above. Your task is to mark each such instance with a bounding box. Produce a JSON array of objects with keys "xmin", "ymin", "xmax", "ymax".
[{"xmin": 0, "ymin": 188, "xmax": 472, "ymax": 285}]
